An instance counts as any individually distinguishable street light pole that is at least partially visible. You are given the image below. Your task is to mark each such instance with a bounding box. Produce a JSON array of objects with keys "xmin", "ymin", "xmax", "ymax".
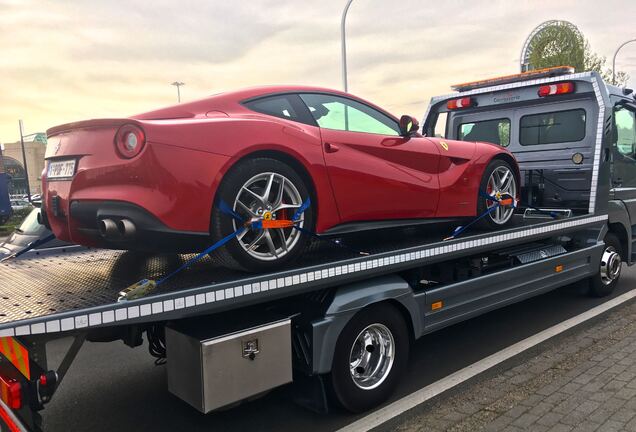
[
  {"xmin": 341, "ymin": 0, "xmax": 354, "ymax": 92},
  {"xmin": 612, "ymin": 38, "xmax": 636, "ymax": 85},
  {"xmin": 171, "ymin": 81, "xmax": 185, "ymax": 103}
]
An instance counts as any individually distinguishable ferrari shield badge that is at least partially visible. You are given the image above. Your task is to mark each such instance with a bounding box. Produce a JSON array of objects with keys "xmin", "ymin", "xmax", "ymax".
[{"xmin": 440, "ymin": 141, "xmax": 449, "ymax": 151}]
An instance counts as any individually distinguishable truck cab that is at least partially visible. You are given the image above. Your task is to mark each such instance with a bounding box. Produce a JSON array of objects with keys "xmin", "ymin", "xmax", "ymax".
[{"xmin": 424, "ymin": 67, "xmax": 636, "ymax": 265}]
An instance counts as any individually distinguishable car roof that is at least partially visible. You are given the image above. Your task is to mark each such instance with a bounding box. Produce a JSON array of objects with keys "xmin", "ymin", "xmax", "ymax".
[{"xmin": 133, "ymin": 85, "xmax": 396, "ymax": 121}]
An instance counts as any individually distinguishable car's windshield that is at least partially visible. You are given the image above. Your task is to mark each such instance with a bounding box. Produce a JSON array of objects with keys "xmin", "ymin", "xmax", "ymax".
[{"xmin": 17, "ymin": 209, "xmax": 45, "ymax": 235}]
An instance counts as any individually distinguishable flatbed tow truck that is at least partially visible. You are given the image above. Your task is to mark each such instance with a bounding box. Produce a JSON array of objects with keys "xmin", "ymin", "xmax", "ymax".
[{"xmin": 2, "ymin": 69, "xmax": 636, "ymax": 431}]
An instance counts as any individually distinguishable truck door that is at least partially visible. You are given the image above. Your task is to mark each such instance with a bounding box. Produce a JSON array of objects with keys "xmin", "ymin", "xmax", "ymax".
[{"xmin": 611, "ymin": 103, "xmax": 636, "ymax": 216}]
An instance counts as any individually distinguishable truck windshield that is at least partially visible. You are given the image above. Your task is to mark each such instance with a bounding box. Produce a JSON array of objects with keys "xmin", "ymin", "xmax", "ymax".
[{"xmin": 458, "ymin": 118, "xmax": 510, "ymax": 147}]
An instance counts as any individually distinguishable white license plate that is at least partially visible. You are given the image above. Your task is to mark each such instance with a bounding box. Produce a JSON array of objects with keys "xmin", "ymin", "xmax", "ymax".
[{"xmin": 47, "ymin": 159, "xmax": 76, "ymax": 179}]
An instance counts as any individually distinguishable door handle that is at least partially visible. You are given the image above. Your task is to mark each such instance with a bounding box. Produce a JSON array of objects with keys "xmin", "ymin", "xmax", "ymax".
[{"xmin": 324, "ymin": 142, "xmax": 340, "ymax": 153}]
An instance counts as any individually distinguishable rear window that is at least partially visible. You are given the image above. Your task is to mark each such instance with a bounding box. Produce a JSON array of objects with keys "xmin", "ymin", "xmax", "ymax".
[
  {"xmin": 520, "ymin": 109, "xmax": 586, "ymax": 145},
  {"xmin": 458, "ymin": 118, "xmax": 510, "ymax": 147}
]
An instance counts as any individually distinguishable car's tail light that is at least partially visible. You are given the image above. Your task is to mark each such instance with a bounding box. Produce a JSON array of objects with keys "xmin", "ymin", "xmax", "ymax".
[
  {"xmin": 538, "ymin": 82, "xmax": 575, "ymax": 97},
  {"xmin": 447, "ymin": 97, "xmax": 476, "ymax": 110},
  {"xmin": 0, "ymin": 375, "xmax": 22, "ymax": 410},
  {"xmin": 115, "ymin": 124, "xmax": 146, "ymax": 158}
]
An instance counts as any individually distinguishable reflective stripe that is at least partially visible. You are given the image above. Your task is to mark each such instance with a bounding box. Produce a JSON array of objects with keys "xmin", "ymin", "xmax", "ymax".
[{"xmin": 0, "ymin": 337, "xmax": 30, "ymax": 380}]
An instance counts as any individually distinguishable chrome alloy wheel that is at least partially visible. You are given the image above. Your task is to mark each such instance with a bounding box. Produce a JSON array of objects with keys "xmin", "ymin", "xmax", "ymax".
[
  {"xmin": 600, "ymin": 246, "xmax": 621, "ymax": 286},
  {"xmin": 233, "ymin": 172, "xmax": 305, "ymax": 261},
  {"xmin": 485, "ymin": 166, "xmax": 517, "ymax": 225},
  {"xmin": 349, "ymin": 323, "xmax": 395, "ymax": 391}
]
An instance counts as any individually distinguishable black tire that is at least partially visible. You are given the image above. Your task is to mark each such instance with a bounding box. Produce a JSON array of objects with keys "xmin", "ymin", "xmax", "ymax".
[
  {"xmin": 588, "ymin": 232, "xmax": 623, "ymax": 297},
  {"xmin": 329, "ymin": 303, "xmax": 409, "ymax": 413},
  {"xmin": 476, "ymin": 159, "xmax": 517, "ymax": 229},
  {"xmin": 210, "ymin": 157, "xmax": 314, "ymax": 272}
]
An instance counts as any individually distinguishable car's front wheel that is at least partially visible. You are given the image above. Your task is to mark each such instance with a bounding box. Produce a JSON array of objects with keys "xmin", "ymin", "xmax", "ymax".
[
  {"xmin": 477, "ymin": 159, "xmax": 517, "ymax": 229},
  {"xmin": 210, "ymin": 157, "xmax": 314, "ymax": 272}
]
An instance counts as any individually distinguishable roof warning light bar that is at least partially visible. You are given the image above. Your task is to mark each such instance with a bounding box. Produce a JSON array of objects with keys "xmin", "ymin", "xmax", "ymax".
[{"xmin": 451, "ymin": 66, "xmax": 576, "ymax": 92}]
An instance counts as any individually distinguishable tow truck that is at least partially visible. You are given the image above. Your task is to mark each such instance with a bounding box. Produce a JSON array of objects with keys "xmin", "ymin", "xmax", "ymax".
[{"xmin": 1, "ymin": 67, "xmax": 635, "ymax": 431}]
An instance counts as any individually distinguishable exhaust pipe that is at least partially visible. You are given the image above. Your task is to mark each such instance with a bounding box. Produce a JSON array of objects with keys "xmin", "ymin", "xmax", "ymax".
[
  {"xmin": 98, "ymin": 219, "xmax": 118, "ymax": 238},
  {"xmin": 116, "ymin": 219, "xmax": 136, "ymax": 239}
]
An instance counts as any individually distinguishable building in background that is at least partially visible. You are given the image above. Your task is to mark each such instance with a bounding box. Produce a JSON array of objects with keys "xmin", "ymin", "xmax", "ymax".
[{"xmin": 2, "ymin": 133, "xmax": 47, "ymax": 195}]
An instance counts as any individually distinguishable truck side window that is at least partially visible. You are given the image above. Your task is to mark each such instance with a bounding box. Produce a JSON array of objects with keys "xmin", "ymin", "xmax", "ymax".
[
  {"xmin": 433, "ymin": 112, "xmax": 448, "ymax": 138},
  {"xmin": 615, "ymin": 108, "xmax": 636, "ymax": 157},
  {"xmin": 612, "ymin": 107, "xmax": 636, "ymax": 188}
]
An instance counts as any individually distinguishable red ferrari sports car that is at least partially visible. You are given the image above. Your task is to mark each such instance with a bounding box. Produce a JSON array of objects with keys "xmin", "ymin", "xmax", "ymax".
[{"xmin": 42, "ymin": 85, "xmax": 519, "ymax": 271}]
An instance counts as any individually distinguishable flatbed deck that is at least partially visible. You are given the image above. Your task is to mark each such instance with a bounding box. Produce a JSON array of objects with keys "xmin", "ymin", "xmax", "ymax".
[{"xmin": 0, "ymin": 214, "xmax": 606, "ymax": 336}]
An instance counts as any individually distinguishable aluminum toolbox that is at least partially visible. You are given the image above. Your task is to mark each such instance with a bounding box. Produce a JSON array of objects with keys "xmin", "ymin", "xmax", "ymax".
[{"xmin": 166, "ymin": 317, "xmax": 292, "ymax": 413}]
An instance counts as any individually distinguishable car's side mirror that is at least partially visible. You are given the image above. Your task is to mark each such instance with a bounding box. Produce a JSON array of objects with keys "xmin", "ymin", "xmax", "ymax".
[{"xmin": 399, "ymin": 115, "xmax": 420, "ymax": 136}]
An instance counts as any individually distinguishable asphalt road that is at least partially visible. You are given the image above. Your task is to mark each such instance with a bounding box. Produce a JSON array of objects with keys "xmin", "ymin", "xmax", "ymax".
[{"xmin": 40, "ymin": 266, "xmax": 636, "ymax": 432}]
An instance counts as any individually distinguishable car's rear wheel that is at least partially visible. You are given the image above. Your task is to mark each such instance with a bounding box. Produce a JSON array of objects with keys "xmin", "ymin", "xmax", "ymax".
[
  {"xmin": 477, "ymin": 159, "xmax": 517, "ymax": 229},
  {"xmin": 210, "ymin": 157, "xmax": 314, "ymax": 272}
]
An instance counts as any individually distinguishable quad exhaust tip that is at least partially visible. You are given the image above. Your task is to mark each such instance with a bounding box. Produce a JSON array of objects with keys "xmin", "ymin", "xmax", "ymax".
[{"xmin": 98, "ymin": 218, "xmax": 136, "ymax": 239}]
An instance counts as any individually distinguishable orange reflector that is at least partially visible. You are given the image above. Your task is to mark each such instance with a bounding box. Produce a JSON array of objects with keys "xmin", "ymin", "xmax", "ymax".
[
  {"xmin": 0, "ymin": 338, "xmax": 30, "ymax": 380},
  {"xmin": 555, "ymin": 265, "xmax": 564, "ymax": 273},
  {"xmin": 431, "ymin": 301, "xmax": 443, "ymax": 311}
]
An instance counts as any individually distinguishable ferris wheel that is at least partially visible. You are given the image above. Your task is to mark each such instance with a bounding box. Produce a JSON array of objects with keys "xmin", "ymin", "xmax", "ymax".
[{"xmin": 520, "ymin": 20, "xmax": 584, "ymax": 72}]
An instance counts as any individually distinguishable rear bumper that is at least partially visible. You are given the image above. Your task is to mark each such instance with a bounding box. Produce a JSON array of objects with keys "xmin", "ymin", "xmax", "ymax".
[{"xmin": 68, "ymin": 200, "xmax": 211, "ymax": 253}]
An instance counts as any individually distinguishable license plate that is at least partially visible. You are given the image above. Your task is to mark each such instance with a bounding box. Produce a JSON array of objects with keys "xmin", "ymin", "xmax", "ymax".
[{"xmin": 47, "ymin": 159, "xmax": 76, "ymax": 179}]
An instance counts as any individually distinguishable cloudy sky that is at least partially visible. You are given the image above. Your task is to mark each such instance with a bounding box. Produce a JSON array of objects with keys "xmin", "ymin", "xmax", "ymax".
[{"xmin": 1, "ymin": 0, "xmax": 634, "ymax": 142}]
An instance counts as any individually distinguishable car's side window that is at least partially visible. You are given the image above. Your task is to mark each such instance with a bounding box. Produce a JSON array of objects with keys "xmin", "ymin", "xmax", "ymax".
[
  {"xmin": 299, "ymin": 93, "xmax": 400, "ymax": 136},
  {"xmin": 244, "ymin": 95, "xmax": 300, "ymax": 120}
]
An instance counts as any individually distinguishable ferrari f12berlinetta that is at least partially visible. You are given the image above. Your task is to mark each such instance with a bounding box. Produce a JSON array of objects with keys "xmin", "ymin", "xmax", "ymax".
[{"xmin": 42, "ymin": 86, "xmax": 519, "ymax": 271}]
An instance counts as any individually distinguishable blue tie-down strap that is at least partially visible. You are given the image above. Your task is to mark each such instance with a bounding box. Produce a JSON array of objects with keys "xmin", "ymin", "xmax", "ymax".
[
  {"xmin": 120, "ymin": 197, "xmax": 363, "ymax": 300},
  {"xmin": 444, "ymin": 191, "xmax": 517, "ymax": 241},
  {"xmin": 119, "ymin": 225, "xmax": 247, "ymax": 301},
  {"xmin": 0, "ymin": 233, "xmax": 56, "ymax": 263}
]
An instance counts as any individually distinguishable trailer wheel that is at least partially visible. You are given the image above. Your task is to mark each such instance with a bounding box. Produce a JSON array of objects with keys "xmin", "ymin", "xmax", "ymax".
[
  {"xmin": 588, "ymin": 232, "xmax": 623, "ymax": 297},
  {"xmin": 329, "ymin": 303, "xmax": 409, "ymax": 413}
]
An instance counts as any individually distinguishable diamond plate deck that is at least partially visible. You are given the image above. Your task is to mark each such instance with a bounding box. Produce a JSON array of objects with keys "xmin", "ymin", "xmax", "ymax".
[{"xmin": 0, "ymin": 215, "xmax": 605, "ymax": 333}]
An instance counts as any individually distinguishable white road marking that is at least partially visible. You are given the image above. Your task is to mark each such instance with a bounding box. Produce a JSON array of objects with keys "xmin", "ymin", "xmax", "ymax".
[{"xmin": 339, "ymin": 288, "xmax": 636, "ymax": 432}]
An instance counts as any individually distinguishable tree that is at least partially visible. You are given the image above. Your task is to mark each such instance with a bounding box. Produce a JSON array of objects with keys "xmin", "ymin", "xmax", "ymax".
[{"xmin": 527, "ymin": 24, "xmax": 629, "ymax": 86}]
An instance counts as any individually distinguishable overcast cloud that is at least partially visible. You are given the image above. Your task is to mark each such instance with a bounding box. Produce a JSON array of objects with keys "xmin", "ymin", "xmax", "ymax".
[{"xmin": 0, "ymin": 0, "xmax": 634, "ymax": 141}]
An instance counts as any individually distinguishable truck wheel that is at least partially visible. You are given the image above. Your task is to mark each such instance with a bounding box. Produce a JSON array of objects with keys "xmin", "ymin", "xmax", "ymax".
[
  {"xmin": 210, "ymin": 157, "xmax": 314, "ymax": 272},
  {"xmin": 588, "ymin": 232, "xmax": 623, "ymax": 297},
  {"xmin": 477, "ymin": 159, "xmax": 517, "ymax": 229},
  {"xmin": 329, "ymin": 303, "xmax": 409, "ymax": 413}
]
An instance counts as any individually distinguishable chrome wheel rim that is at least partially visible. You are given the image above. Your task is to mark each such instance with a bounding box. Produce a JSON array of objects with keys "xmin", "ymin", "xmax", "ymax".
[
  {"xmin": 349, "ymin": 323, "xmax": 395, "ymax": 391},
  {"xmin": 486, "ymin": 166, "xmax": 516, "ymax": 225},
  {"xmin": 233, "ymin": 172, "xmax": 304, "ymax": 261},
  {"xmin": 600, "ymin": 246, "xmax": 621, "ymax": 285}
]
